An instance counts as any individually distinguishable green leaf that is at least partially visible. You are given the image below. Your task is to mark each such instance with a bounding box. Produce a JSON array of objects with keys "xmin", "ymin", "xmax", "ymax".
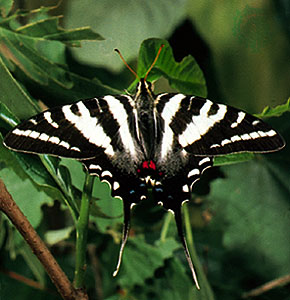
[
  {"xmin": 65, "ymin": 0, "xmax": 188, "ymax": 71},
  {"xmin": 16, "ymin": 16, "xmax": 64, "ymax": 37},
  {"xmin": 16, "ymin": 15, "xmax": 103, "ymax": 44},
  {"xmin": 0, "ymin": 0, "xmax": 13, "ymax": 18},
  {"xmin": 257, "ymin": 98, "xmax": 290, "ymax": 118},
  {"xmin": 0, "ymin": 27, "xmax": 73, "ymax": 87},
  {"xmin": 91, "ymin": 181, "xmax": 123, "ymax": 232},
  {"xmin": 142, "ymin": 258, "xmax": 194, "ymax": 300},
  {"xmin": 210, "ymin": 157, "xmax": 290, "ymax": 281},
  {"xmin": 117, "ymin": 237, "xmax": 180, "ymax": 287},
  {"xmin": 57, "ymin": 165, "xmax": 73, "ymax": 194},
  {"xmin": 214, "ymin": 152, "xmax": 255, "ymax": 166},
  {"xmin": 44, "ymin": 27, "xmax": 104, "ymax": 45},
  {"xmin": 134, "ymin": 38, "xmax": 207, "ymax": 96},
  {"xmin": 0, "ymin": 57, "xmax": 39, "ymax": 119},
  {"xmin": 45, "ymin": 226, "xmax": 75, "ymax": 245},
  {"xmin": 0, "ymin": 101, "xmax": 18, "ymax": 129},
  {"xmin": 0, "ymin": 164, "xmax": 53, "ymax": 229}
]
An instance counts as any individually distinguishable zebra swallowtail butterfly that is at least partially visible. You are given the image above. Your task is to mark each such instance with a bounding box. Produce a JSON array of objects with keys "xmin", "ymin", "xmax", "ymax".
[{"xmin": 3, "ymin": 45, "xmax": 284, "ymax": 289}]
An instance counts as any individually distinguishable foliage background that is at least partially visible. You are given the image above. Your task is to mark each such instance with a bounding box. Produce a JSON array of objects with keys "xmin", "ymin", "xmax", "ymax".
[{"xmin": 0, "ymin": 0, "xmax": 290, "ymax": 299}]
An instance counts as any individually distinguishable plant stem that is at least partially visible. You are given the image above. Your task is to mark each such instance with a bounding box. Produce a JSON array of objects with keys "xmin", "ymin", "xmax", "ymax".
[
  {"xmin": 160, "ymin": 211, "xmax": 172, "ymax": 242},
  {"xmin": 183, "ymin": 205, "xmax": 215, "ymax": 298},
  {"xmin": 73, "ymin": 173, "xmax": 94, "ymax": 289},
  {"xmin": 183, "ymin": 205, "xmax": 199, "ymax": 266},
  {"xmin": 40, "ymin": 155, "xmax": 78, "ymax": 223}
]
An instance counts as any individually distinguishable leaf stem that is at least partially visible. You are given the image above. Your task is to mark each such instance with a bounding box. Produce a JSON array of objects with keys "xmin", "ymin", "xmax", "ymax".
[
  {"xmin": 73, "ymin": 173, "xmax": 94, "ymax": 289},
  {"xmin": 160, "ymin": 212, "xmax": 172, "ymax": 242}
]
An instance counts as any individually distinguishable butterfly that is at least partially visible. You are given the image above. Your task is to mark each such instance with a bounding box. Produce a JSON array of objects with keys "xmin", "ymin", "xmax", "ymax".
[{"xmin": 3, "ymin": 45, "xmax": 285, "ymax": 289}]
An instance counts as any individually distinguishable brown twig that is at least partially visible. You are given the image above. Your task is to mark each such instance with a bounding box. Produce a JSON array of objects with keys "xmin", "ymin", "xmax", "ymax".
[
  {"xmin": 0, "ymin": 179, "xmax": 88, "ymax": 300},
  {"xmin": 242, "ymin": 274, "xmax": 290, "ymax": 298},
  {"xmin": 0, "ymin": 268, "xmax": 57, "ymax": 296}
]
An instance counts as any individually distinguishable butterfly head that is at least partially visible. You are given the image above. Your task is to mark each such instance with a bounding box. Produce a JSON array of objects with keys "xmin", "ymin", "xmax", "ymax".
[
  {"xmin": 115, "ymin": 44, "xmax": 164, "ymax": 102},
  {"xmin": 135, "ymin": 78, "xmax": 154, "ymax": 101}
]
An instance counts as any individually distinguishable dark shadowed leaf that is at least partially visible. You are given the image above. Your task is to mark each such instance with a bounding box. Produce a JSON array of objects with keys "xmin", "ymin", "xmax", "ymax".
[
  {"xmin": 210, "ymin": 156, "xmax": 290, "ymax": 281},
  {"xmin": 117, "ymin": 237, "xmax": 180, "ymax": 287}
]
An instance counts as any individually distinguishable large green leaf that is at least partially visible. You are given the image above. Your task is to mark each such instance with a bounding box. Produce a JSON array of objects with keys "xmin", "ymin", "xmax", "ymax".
[{"xmin": 133, "ymin": 38, "xmax": 207, "ymax": 96}]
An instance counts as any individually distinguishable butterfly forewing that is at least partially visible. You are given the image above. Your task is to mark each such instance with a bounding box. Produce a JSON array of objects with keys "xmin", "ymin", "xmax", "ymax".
[{"xmin": 156, "ymin": 94, "xmax": 285, "ymax": 157}]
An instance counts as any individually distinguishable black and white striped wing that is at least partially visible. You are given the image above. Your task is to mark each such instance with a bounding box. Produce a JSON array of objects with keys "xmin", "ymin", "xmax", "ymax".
[
  {"xmin": 156, "ymin": 94, "xmax": 285, "ymax": 156},
  {"xmin": 4, "ymin": 95, "xmax": 141, "ymax": 165}
]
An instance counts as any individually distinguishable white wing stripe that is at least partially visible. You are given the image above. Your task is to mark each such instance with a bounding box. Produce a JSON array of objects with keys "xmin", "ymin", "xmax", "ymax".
[
  {"xmin": 160, "ymin": 94, "xmax": 186, "ymax": 159},
  {"xmin": 231, "ymin": 111, "xmax": 246, "ymax": 128},
  {"xmin": 188, "ymin": 168, "xmax": 200, "ymax": 178},
  {"xmin": 44, "ymin": 111, "xmax": 59, "ymax": 128},
  {"xmin": 48, "ymin": 136, "xmax": 60, "ymax": 144},
  {"xmin": 62, "ymin": 101, "xmax": 114, "ymax": 156},
  {"xmin": 104, "ymin": 95, "xmax": 137, "ymax": 158},
  {"xmin": 198, "ymin": 157, "xmax": 211, "ymax": 166},
  {"xmin": 179, "ymin": 100, "xmax": 227, "ymax": 147}
]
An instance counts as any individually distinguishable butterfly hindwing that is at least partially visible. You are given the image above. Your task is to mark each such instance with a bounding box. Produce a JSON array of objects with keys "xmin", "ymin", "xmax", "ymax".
[
  {"xmin": 81, "ymin": 155, "xmax": 147, "ymax": 276},
  {"xmin": 153, "ymin": 155, "xmax": 212, "ymax": 211}
]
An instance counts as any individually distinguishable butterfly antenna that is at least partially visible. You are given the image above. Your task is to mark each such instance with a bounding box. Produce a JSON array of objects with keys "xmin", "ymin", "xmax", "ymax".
[
  {"xmin": 144, "ymin": 44, "xmax": 164, "ymax": 81},
  {"xmin": 113, "ymin": 203, "xmax": 131, "ymax": 277},
  {"xmin": 174, "ymin": 208, "xmax": 200, "ymax": 289},
  {"xmin": 114, "ymin": 49, "xmax": 139, "ymax": 80}
]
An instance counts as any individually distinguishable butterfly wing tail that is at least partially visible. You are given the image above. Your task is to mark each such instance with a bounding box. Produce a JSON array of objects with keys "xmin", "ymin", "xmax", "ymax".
[
  {"xmin": 113, "ymin": 202, "xmax": 131, "ymax": 277},
  {"xmin": 174, "ymin": 208, "xmax": 200, "ymax": 289}
]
